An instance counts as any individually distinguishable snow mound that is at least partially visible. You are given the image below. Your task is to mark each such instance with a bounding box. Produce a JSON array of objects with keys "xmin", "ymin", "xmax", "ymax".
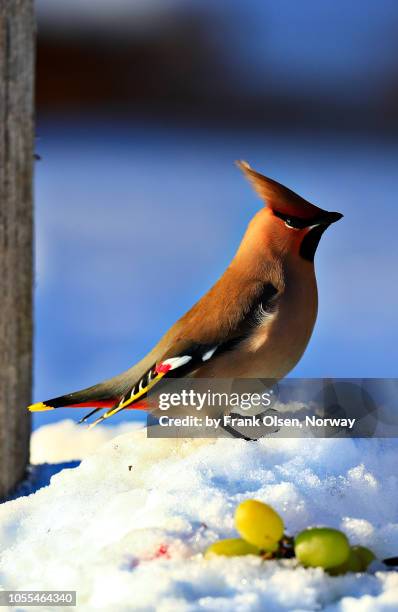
[
  {"xmin": 1, "ymin": 428, "xmax": 398, "ymax": 611},
  {"xmin": 30, "ymin": 419, "xmax": 143, "ymax": 463}
]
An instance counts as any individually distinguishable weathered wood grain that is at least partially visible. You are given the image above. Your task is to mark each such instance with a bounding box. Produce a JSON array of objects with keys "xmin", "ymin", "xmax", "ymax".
[{"xmin": 0, "ymin": 0, "xmax": 34, "ymax": 498}]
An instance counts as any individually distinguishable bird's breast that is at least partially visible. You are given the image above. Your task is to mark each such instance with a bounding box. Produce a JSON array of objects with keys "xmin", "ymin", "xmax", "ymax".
[{"xmin": 246, "ymin": 276, "xmax": 318, "ymax": 378}]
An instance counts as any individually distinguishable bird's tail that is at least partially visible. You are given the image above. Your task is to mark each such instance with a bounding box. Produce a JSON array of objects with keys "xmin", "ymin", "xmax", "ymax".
[
  {"xmin": 28, "ymin": 384, "xmax": 123, "ymax": 413},
  {"xmin": 27, "ymin": 358, "xmax": 184, "ymax": 427},
  {"xmin": 27, "ymin": 384, "xmax": 125, "ymax": 429}
]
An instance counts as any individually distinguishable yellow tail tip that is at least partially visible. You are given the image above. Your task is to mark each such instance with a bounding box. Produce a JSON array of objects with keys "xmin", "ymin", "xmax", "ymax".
[{"xmin": 28, "ymin": 402, "xmax": 54, "ymax": 412}]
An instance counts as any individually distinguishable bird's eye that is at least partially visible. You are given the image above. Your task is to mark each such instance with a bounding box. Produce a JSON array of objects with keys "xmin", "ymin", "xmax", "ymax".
[{"xmin": 274, "ymin": 210, "xmax": 305, "ymax": 229}]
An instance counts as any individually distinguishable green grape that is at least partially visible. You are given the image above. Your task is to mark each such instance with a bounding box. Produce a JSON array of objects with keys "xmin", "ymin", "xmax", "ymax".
[
  {"xmin": 328, "ymin": 545, "xmax": 376, "ymax": 575},
  {"xmin": 205, "ymin": 538, "xmax": 261, "ymax": 558},
  {"xmin": 235, "ymin": 499, "xmax": 284, "ymax": 550},
  {"xmin": 328, "ymin": 548, "xmax": 363, "ymax": 575},
  {"xmin": 351, "ymin": 546, "xmax": 376, "ymax": 570},
  {"xmin": 294, "ymin": 528, "xmax": 350, "ymax": 569}
]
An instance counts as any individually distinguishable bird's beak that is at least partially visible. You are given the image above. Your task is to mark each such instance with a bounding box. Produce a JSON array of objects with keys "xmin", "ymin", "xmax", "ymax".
[{"xmin": 317, "ymin": 211, "xmax": 344, "ymax": 226}]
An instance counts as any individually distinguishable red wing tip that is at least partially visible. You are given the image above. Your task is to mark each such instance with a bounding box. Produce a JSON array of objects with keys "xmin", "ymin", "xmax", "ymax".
[{"xmin": 155, "ymin": 363, "xmax": 172, "ymax": 374}]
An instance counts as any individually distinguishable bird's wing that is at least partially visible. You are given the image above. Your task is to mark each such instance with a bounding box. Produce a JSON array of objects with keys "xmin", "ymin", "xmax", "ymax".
[{"xmin": 85, "ymin": 280, "xmax": 280, "ymax": 426}]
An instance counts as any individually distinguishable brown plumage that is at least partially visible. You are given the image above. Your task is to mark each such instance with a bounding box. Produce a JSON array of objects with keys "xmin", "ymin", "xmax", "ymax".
[{"xmin": 29, "ymin": 161, "xmax": 343, "ymax": 425}]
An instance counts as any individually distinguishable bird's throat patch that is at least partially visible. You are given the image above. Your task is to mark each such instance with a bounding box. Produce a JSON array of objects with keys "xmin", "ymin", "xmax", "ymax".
[{"xmin": 299, "ymin": 225, "xmax": 327, "ymax": 261}]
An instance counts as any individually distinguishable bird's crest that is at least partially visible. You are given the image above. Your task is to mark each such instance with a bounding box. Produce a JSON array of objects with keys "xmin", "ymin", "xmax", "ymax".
[{"xmin": 236, "ymin": 160, "xmax": 325, "ymax": 220}]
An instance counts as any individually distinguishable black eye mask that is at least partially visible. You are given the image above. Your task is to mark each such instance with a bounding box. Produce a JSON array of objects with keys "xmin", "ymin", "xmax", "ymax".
[
  {"xmin": 273, "ymin": 210, "xmax": 314, "ymax": 229},
  {"xmin": 273, "ymin": 209, "xmax": 330, "ymax": 262}
]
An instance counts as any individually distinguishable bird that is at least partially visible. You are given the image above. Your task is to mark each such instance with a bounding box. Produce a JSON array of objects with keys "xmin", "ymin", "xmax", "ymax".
[{"xmin": 29, "ymin": 161, "xmax": 343, "ymax": 429}]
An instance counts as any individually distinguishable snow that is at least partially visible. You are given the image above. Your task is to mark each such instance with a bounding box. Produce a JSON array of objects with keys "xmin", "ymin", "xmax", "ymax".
[
  {"xmin": 30, "ymin": 419, "xmax": 142, "ymax": 463},
  {"xmin": 1, "ymin": 422, "xmax": 398, "ymax": 611}
]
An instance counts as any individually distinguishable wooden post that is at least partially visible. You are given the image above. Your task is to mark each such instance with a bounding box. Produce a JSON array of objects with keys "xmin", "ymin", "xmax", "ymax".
[{"xmin": 0, "ymin": 0, "xmax": 34, "ymax": 499}]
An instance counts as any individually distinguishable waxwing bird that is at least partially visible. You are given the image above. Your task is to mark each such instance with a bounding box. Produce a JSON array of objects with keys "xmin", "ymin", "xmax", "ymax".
[{"xmin": 29, "ymin": 161, "xmax": 343, "ymax": 427}]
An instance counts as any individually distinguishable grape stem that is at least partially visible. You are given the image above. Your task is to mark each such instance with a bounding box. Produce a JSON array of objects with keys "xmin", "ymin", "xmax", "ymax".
[{"xmin": 259, "ymin": 535, "xmax": 295, "ymax": 561}]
